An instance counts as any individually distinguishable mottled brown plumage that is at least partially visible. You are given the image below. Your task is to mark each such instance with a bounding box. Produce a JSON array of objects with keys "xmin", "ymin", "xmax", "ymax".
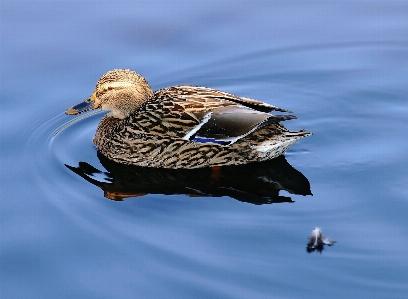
[{"xmin": 66, "ymin": 69, "xmax": 311, "ymax": 169}]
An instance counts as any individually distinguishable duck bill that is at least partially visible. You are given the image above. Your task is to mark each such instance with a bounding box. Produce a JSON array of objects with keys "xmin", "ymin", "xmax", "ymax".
[{"xmin": 66, "ymin": 93, "xmax": 99, "ymax": 115}]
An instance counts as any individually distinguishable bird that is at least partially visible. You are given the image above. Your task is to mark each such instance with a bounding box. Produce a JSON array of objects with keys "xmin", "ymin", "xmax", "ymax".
[{"xmin": 66, "ymin": 69, "xmax": 311, "ymax": 169}]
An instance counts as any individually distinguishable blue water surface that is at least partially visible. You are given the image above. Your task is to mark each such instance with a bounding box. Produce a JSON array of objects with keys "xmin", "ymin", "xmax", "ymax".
[{"xmin": 1, "ymin": 1, "xmax": 408, "ymax": 298}]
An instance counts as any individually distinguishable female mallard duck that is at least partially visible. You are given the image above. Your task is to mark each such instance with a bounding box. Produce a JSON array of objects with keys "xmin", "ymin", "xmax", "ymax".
[{"xmin": 66, "ymin": 69, "xmax": 311, "ymax": 169}]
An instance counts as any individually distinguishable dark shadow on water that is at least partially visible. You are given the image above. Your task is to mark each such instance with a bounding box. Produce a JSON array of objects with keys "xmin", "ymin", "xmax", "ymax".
[{"xmin": 65, "ymin": 152, "xmax": 312, "ymax": 204}]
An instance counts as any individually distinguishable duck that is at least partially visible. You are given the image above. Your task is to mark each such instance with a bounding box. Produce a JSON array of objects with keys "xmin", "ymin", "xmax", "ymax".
[{"xmin": 66, "ymin": 69, "xmax": 311, "ymax": 169}]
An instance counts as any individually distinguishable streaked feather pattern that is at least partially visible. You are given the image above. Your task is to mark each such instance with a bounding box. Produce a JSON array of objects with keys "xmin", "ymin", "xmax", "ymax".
[{"xmin": 67, "ymin": 69, "xmax": 311, "ymax": 169}]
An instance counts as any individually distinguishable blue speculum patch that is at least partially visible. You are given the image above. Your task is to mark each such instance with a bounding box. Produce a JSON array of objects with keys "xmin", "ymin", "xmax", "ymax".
[{"xmin": 193, "ymin": 136, "xmax": 229, "ymax": 145}]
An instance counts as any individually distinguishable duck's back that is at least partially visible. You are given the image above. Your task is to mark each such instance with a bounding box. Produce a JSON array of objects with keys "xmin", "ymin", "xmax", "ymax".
[{"xmin": 93, "ymin": 85, "xmax": 311, "ymax": 168}]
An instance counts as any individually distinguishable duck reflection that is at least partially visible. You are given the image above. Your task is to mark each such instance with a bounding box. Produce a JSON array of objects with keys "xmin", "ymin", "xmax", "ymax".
[{"xmin": 65, "ymin": 152, "xmax": 311, "ymax": 204}]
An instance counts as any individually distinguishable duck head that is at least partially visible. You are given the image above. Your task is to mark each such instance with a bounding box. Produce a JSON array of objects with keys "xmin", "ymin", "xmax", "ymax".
[{"xmin": 66, "ymin": 69, "xmax": 154, "ymax": 119}]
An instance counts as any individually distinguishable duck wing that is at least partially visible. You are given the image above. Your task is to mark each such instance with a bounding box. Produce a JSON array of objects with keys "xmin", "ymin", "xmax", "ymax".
[
  {"xmin": 169, "ymin": 85, "xmax": 291, "ymax": 113},
  {"xmin": 129, "ymin": 85, "xmax": 296, "ymax": 144},
  {"xmin": 188, "ymin": 106, "xmax": 295, "ymax": 144}
]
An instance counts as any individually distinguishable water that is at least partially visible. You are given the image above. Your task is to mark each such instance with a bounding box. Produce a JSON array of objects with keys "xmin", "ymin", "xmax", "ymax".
[{"xmin": 1, "ymin": 1, "xmax": 408, "ymax": 298}]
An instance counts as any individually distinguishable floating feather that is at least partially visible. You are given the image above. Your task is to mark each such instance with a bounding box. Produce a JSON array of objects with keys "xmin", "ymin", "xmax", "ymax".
[{"xmin": 306, "ymin": 227, "xmax": 336, "ymax": 253}]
